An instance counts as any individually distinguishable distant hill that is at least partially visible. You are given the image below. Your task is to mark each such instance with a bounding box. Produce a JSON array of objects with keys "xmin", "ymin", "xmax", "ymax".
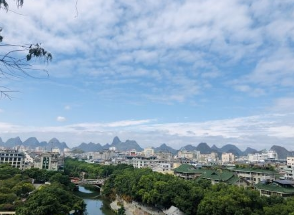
[
  {"xmin": 220, "ymin": 144, "xmax": 243, "ymax": 156},
  {"xmin": 23, "ymin": 137, "xmax": 40, "ymax": 148},
  {"xmin": 0, "ymin": 137, "xmax": 69, "ymax": 151},
  {"xmin": 112, "ymin": 138, "xmax": 143, "ymax": 152},
  {"xmin": 73, "ymin": 142, "xmax": 103, "ymax": 152},
  {"xmin": 211, "ymin": 145, "xmax": 220, "ymax": 151},
  {"xmin": 154, "ymin": 144, "xmax": 177, "ymax": 154},
  {"xmin": 47, "ymin": 138, "xmax": 69, "ymax": 151},
  {"xmin": 270, "ymin": 145, "xmax": 294, "ymax": 160},
  {"xmin": 1, "ymin": 136, "xmax": 293, "ymax": 158},
  {"xmin": 243, "ymin": 147, "xmax": 259, "ymax": 155},
  {"xmin": 5, "ymin": 137, "xmax": 22, "ymax": 148},
  {"xmin": 74, "ymin": 137, "xmax": 143, "ymax": 152},
  {"xmin": 182, "ymin": 144, "xmax": 198, "ymax": 152},
  {"xmin": 196, "ymin": 142, "xmax": 213, "ymax": 154}
]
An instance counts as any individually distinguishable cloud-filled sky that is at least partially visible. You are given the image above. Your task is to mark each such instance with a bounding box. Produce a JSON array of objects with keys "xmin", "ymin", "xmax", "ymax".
[{"xmin": 0, "ymin": 0, "xmax": 294, "ymax": 150}]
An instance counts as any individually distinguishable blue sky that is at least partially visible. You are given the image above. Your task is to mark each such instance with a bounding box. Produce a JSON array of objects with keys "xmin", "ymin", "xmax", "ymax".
[{"xmin": 0, "ymin": 0, "xmax": 294, "ymax": 150}]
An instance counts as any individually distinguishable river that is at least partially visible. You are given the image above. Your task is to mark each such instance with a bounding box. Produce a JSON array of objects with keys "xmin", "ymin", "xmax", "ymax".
[{"xmin": 76, "ymin": 186, "xmax": 115, "ymax": 215}]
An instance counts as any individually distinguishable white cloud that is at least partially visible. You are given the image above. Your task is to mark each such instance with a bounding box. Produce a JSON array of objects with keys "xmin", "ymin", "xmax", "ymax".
[
  {"xmin": 56, "ymin": 116, "xmax": 66, "ymax": 122},
  {"xmin": 0, "ymin": 109, "xmax": 3, "ymax": 113}
]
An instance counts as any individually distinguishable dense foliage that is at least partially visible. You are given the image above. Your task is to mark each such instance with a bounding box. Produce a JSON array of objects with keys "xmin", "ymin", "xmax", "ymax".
[
  {"xmin": 64, "ymin": 157, "xmax": 131, "ymax": 179},
  {"xmin": 16, "ymin": 183, "xmax": 85, "ymax": 215},
  {"xmin": 0, "ymin": 164, "xmax": 85, "ymax": 215},
  {"xmin": 64, "ymin": 158, "xmax": 294, "ymax": 215},
  {"xmin": 101, "ymin": 167, "xmax": 294, "ymax": 215}
]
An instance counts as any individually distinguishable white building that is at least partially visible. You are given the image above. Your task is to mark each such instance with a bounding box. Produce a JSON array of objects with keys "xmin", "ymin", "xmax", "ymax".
[
  {"xmin": 198, "ymin": 152, "xmax": 219, "ymax": 164},
  {"xmin": 222, "ymin": 153, "xmax": 235, "ymax": 164},
  {"xmin": 0, "ymin": 150, "xmax": 25, "ymax": 169},
  {"xmin": 177, "ymin": 149, "xmax": 200, "ymax": 161},
  {"xmin": 144, "ymin": 147, "xmax": 154, "ymax": 157},
  {"xmin": 248, "ymin": 150, "xmax": 278, "ymax": 163},
  {"xmin": 52, "ymin": 147, "xmax": 61, "ymax": 154},
  {"xmin": 287, "ymin": 157, "xmax": 294, "ymax": 167}
]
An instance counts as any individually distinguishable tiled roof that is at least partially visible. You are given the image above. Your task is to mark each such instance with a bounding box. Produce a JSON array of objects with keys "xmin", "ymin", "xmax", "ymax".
[
  {"xmin": 233, "ymin": 167, "xmax": 278, "ymax": 174},
  {"xmin": 255, "ymin": 182, "xmax": 294, "ymax": 194},
  {"xmin": 174, "ymin": 164, "xmax": 204, "ymax": 174},
  {"xmin": 198, "ymin": 170, "xmax": 237, "ymax": 183}
]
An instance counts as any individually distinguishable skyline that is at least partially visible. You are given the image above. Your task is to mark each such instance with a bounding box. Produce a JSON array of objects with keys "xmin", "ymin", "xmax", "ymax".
[{"xmin": 1, "ymin": 0, "xmax": 294, "ymax": 150}]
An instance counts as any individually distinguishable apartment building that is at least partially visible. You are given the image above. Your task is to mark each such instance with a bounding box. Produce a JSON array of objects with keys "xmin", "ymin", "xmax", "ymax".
[
  {"xmin": 222, "ymin": 153, "xmax": 235, "ymax": 164},
  {"xmin": 0, "ymin": 150, "xmax": 25, "ymax": 169}
]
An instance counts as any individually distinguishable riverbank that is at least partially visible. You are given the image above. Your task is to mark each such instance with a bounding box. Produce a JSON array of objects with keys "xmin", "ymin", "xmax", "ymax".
[
  {"xmin": 75, "ymin": 186, "xmax": 115, "ymax": 215},
  {"xmin": 110, "ymin": 199, "xmax": 165, "ymax": 215}
]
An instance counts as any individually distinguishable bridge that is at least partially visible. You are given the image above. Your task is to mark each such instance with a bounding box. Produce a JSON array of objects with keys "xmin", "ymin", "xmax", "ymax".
[{"xmin": 71, "ymin": 178, "xmax": 106, "ymax": 187}]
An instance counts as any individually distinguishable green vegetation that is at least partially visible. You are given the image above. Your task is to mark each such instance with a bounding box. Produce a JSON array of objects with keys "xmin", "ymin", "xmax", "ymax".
[
  {"xmin": 16, "ymin": 183, "xmax": 85, "ymax": 215},
  {"xmin": 2, "ymin": 158, "xmax": 293, "ymax": 215},
  {"xmin": 64, "ymin": 158, "xmax": 294, "ymax": 215},
  {"xmin": 64, "ymin": 157, "xmax": 131, "ymax": 179},
  {"xmin": 0, "ymin": 164, "xmax": 85, "ymax": 215}
]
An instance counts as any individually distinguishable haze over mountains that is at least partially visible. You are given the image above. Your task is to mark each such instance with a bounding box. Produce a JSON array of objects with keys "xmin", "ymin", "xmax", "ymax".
[
  {"xmin": 1, "ymin": 136, "xmax": 293, "ymax": 159},
  {"xmin": 0, "ymin": 137, "xmax": 68, "ymax": 151}
]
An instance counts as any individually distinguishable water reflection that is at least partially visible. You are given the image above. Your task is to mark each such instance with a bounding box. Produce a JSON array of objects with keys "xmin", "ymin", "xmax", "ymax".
[{"xmin": 76, "ymin": 186, "xmax": 115, "ymax": 215}]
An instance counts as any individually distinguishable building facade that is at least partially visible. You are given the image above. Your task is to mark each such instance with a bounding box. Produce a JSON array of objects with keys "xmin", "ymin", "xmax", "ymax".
[
  {"xmin": 222, "ymin": 153, "xmax": 235, "ymax": 164},
  {"xmin": 33, "ymin": 152, "xmax": 63, "ymax": 171},
  {"xmin": 0, "ymin": 150, "xmax": 25, "ymax": 169}
]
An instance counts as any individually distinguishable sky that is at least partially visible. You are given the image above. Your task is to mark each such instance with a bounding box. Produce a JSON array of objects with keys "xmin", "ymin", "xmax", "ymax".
[{"xmin": 0, "ymin": 0, "xmax": 294, "ymax": 150}]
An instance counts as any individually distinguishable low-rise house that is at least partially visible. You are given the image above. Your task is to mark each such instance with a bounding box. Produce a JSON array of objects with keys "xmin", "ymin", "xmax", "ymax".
[
  {"xmin": 197, "ymin": 169, "xmax": 250, "ymax": 186},
  {"xmin": 131, "ymin": 156, "xmax": 171, "ymax": 169},
  {"xmin": 152, "ymin": 163, "xmax": 172, "ymax": 174},
  {"xmin": 255, "ymin": 180, "xmax": 294, "ymax": 197},
  {"xmin": 174, "ymin": 164, "xmax": 204, "ymax": 180},
  {"xmin": 232, "ymin": 167, "xmax": 278, "ymax": 184}
]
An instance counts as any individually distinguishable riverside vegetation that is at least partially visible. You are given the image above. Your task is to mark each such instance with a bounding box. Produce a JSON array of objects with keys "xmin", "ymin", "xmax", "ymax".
[
  {"xmin": 0, "ymin": 164, "xmax": 85, "ymax": 215},
  {"xmin": 1, "ymin": 158, "xmax": 294, "ymax": 215},
  {"xmin": 65, "ymin": 158, "xmax": 294, "ymax": 215}
]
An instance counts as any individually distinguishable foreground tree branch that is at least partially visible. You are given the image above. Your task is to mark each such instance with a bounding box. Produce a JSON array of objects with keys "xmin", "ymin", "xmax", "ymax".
[{"xmin": 0, "ymin": 1, "xmax": 52, "ymax": 99}]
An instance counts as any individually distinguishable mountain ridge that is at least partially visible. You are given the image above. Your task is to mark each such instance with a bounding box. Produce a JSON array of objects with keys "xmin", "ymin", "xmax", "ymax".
[{"xmin": 0, "ymin": 136, "xmax": 293, "ymax": 158}]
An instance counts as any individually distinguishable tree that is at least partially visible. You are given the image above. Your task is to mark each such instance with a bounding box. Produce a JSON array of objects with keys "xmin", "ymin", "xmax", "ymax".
[
  {"xmin": 0, "ymin": 0, "xmax": 52, "ymax": 99},
  {"xmin": 16, "ymin": 183, "xmax": 86, "ymax": 215}
]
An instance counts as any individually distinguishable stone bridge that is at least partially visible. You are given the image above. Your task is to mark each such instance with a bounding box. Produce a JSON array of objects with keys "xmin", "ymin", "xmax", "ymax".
[{"xmin": 71, "ymin": 178, "xmax": 106, "ymax": 187}]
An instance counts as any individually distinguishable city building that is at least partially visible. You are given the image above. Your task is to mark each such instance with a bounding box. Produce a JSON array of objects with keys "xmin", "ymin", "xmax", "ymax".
[
  {"xmin": 248, "ymin": 150, "xmax": 278, "ymax": 163},
  {"xmin": 0, "ymin": 150, "xmax": 25, "ymax": 169},
  {"xmin": 197, "ymin": 169, "xmax": 250, "ymax": 186},
  {"xmin": 232, "ymin": 167, "xmax": 278, "ymax": 184},
  {"xmin": 255, "ymin": 180, "xmax": 294, "ymax": 197},
  {"xmin": 143, "ymin": 147, "xmax": 155, "ymax": 157},
  {"xmin": 222, "ymin": 153, "xmax": 235, "ymax": 164},
  {"xmin": 287, "ymin": 157, "xmax": 294, "ymax": 167},
  {"xmin": 198, "ymin": 152, "xmax": 219, "ymax": 164},
  {"xmin": 131, "ymin": 156, "xmax": 169, "ymax": 169},
  {"xmin": 174, "ymin": 164, "xmax": 204, "ymax": 180},
  {"xmin": 33, "ymin": 152, "xmax": 63, "ymax": 171}
]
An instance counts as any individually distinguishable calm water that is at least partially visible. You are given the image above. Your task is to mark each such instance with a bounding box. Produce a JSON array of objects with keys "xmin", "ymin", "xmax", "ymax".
[{"xmin": 77, "ymin": 186, "xmax": 115, "ymax": 215}]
